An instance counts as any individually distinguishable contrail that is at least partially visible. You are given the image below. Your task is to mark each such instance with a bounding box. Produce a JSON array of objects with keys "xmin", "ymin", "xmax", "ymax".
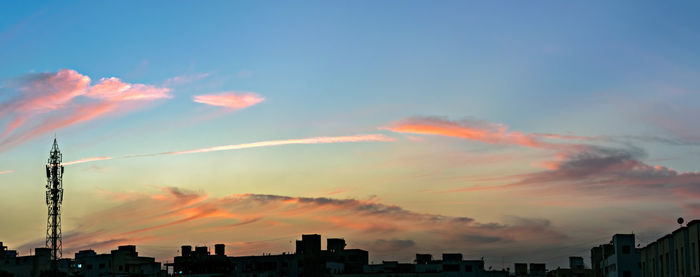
[
  {"xmin": 64, "ymin": 134, "xmax": 394, "ymax": 166},
  {"xmin": 63, "ymin": 157, "xmax": 114, "ymax": 166}
]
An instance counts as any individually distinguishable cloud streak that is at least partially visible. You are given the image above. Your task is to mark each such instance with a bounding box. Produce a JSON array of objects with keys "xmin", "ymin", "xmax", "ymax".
[
  {"xmin": 64, "ymin": 134, "xmax": 394, "ymax": 166},
  {"xmin": 63, "ymin": 157, "xmax": 114, "ymax": 166},
  {"xmin": 193, "ymin": 92, "xmax": 264, "ymax": 110},
  {"xmin": 0, "ymin": 170, "xmax": 13, "ymax": 175},
  {"xmin": 384, "ymin": 116, "xmax": 589, "ymax": 149},
  {"xmin": 163, "ymin": 134, "xmax": 394, "ymax": 155}
]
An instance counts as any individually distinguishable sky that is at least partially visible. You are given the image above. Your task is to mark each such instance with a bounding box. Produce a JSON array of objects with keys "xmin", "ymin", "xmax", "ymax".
[{"xmin": 1, "ymin": 0, "xmax": 700, "ymax": 268}]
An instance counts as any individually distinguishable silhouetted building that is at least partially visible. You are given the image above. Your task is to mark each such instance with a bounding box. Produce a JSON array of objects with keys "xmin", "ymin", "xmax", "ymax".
[
  {"xmin": 170, "ymin": 234, "xmax": 368, "ymax": 276},
  {"xmin": 322, "ymin": 238, "xmax": 368, "ymax": 274},
  {"xmin": 0, "ymin": 243, "xmax": 71, "ymax": 277},
  {"xmin": 74, "ymin": 245, "xmax": 162, "ymax": 277},
  {"xmin": 338, "ymin": 253, "xmax": 508, "ymax": 277},
  {"xmin": 570, "ymin": 257, "xmax": 585, "ymax": 270},
  {"xmin": 548, "ymin": 257, "xmax": 592, "ymax": 277},
  {"xmin": 172, "ymin": 245, "xmax": 232, "ymax": 276},
  {"xmin": 640, "ymin": 220, "xmax": 700, "ymax": 277},
  {"xmin": 516, "ymin": 263, "xmax": 529, "ymax": 276},
  {"xmin": 591, "ymin": 234, "xmax": 641, "ymax": 277},
  {"xmin": 513, "ymin": 263, "xmax": 547, "ymax": 277}
]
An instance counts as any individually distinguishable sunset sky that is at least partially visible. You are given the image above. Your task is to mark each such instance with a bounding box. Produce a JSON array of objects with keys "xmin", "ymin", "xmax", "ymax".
[{"xmin": 1, "ymin": 1, "xmax": 700, "ymax": 268}]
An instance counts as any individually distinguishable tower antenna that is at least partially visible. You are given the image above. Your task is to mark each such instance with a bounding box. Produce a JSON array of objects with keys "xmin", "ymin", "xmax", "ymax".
[{"xmin": 45, "ymin": 138, "xmax": 64, "ymax": 273}]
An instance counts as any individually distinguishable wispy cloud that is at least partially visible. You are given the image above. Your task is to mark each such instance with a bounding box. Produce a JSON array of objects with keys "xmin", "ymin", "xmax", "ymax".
[
  {"xmin": 193, "ymin": 92, "xmax": 264, "ymax": 110},
  {"xmin": 384, "ymin": 117, "xmax": 589, "ymax": 149},
  {"xmin": 163, "ymin": 134, "xmax": 394, "ymax": 155},
  {"xmin": 63, "ymin": 157, "xmax": 114, "ymax": 166},
  {"xmin": 0, "ymin": 170, "xmax": 13, "ymax": 175},
  {"xmin": 64, "ymin": 134, "xmax": 394, "ymax": 165},
  {"xmin": 163, "ymin": 73, "xmax": 211, "ymax": 87},
  {"xmin": 0, "ymin": 69, "xmax": 171, "ymax": 152}
]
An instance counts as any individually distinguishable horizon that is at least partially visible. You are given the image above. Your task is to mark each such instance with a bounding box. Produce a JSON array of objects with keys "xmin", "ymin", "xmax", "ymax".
[{"xmin": 1, "ymin": 1, "xmax": 700, "ymax": 271}]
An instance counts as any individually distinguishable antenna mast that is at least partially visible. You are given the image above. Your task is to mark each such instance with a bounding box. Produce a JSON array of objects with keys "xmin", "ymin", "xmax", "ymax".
[{"xmin": 45, "ymin": 138, "xmax": 64, "ymax": 267}]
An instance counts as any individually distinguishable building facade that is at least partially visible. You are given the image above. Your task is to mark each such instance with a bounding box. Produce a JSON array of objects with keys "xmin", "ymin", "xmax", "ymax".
[
  {"xmin": 591, "ymin": 234, "xmax": 641, "ymax": 277},
  {"xmin": 641, "ymin": 220, "xmax": 700, "ymax": 277}
]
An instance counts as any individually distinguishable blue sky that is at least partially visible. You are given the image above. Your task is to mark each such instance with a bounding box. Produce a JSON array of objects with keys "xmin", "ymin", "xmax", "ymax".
[{"xmin": 1, "ymin": 1, "xmax": 700, "ymax": 267}]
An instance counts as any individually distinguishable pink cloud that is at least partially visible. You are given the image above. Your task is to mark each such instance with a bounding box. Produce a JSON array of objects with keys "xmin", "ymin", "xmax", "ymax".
[
  {"xmin": 0, "ymin": 170, "xmax": 13, "ymax": 175},
  {"xmin": 0, "ymin": 69, "xmax": 171, "ymax": 152},
  {"xmin": 193, "ymin": 92, "xmax": 264, "ymax": 110},
  {"xmin": 12, "ymin": 69, "xmax": 91, "ymax": 112},
  {"xmin": 86, "ymin": 77, "xmax": 171, "ymax": 101}
]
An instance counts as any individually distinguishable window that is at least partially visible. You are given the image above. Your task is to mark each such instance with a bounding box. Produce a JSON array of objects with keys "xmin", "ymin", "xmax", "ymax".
[
  {"xmin": 465, "ymin": 265, "xmax": 473, "ymax": 272},
  {"xmin": 624, "ymin": 271, "xmax": 631, "ymax": 277},
  {"xmin": 623, "ymin": 246, "xmax": 631, "ymax": 254}
]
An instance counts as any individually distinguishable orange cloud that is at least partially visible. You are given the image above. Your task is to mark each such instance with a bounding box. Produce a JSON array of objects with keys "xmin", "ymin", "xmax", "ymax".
[
  {"xmin": 15, "ymin": 187, "xmax": 567, "ymax": 263},
  {"xmin": 193, "ymin": 92, "xmax": 264, "ymax": 110},
  {"xmin": 384, "ymin": 117, "xmax": 589, "ymax": 149}
]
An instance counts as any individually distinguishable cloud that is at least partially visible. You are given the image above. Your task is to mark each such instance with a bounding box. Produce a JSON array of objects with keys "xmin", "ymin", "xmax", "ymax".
[
  {"xmin": 64, "ymin": 134, "xmax": 394, "ymax": 166},
  {"xmin": 163, "ymin": 134, "xmax": 394, "ymax": 155},
  {"xmin": 6, "ymin": 69, "xmax": 91, "ymax": 112},
  {"xmin": 193, "ymin": 92, "xmax": 264, "ymax": 110},
  {"xmin": 0, "ymin": 170, "xmax": 13, "ymax": 175},
  {"xmin": 387, "ymin": 116, "xmax": 700, "ymax": 209},
  {"xmin": 515, "ymin": 146, "xmax": 700, "ymax": 193},
  {"xmin": 86, "ymin": 77, "xmax": 171, "ymax": 101},
  {"xmin": 384, "ymin": 117, "xmax": 588, "ymax": 149},
  {"xmin": 63, "ymin": 156, "xmax": 113, "ymax": 166},
  {"xmin": 16, "ymin": 187, "xmax": 567, "ymax": 263},
  {"xmin": 0, "ymin": 69, "xmax": 171, "ymax": 152},
  {"xmin": 452, "ymin": 145, "xmax": 700, "ymax": 204},
  {"xmin": 163, "ymin": 73, "xmax": 211, "ymax": 87}
]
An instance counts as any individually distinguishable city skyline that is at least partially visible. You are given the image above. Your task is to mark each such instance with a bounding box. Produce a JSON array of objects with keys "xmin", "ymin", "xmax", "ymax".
[{"xmin": 1, "ymin": 1, "xmax": 700, "ymax": 268}]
